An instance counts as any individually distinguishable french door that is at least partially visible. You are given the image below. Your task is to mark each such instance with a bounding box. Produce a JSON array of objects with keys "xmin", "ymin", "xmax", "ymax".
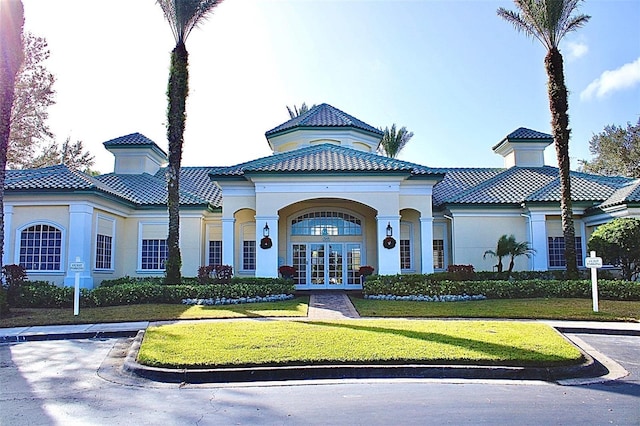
[{"xmin": 292, "ymin": 243, "xmax": 362, "ymax": 289}]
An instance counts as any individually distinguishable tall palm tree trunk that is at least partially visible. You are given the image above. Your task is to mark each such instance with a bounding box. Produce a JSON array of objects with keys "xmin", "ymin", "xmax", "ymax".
[
  {"xmin": 165, "ymin": 41, "xmax": 188, "ymax": 284},
  {"xmin": 0, "ymin": 0, "xmax": 25, "ymax": 268},
  {"xmin": 545, "ymin": 47, "xmax": 578, "ymax": 278}
]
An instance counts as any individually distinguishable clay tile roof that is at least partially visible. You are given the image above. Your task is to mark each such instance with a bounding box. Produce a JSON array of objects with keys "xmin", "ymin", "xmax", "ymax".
[
  {"xmin": 209, "ymin": 144, "xmax": 442, "ymax": 179},
  {"xmin": 265, "ymin": 103, "xmax": 383, "ymax": 137}
]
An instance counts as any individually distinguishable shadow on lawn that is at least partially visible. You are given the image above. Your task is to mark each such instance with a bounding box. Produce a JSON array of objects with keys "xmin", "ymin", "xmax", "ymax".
[{"xmin": 306, "ymin": 320, "xmax": 582, "ymax": 366}]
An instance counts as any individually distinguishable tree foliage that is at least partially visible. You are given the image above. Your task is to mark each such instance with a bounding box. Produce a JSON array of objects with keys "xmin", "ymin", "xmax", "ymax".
[
  {"xmin": 579, "ymin": 119, "xmax": 640, "ymax": 178},
  {"xmin": 28, "ymin": 137, "xmax": 95, "ymax": 172},
  {"xmin": 1, "ymin": 0, "xmax": 25, "ymax": 270},
  {"xmin": 157, "ymin": 0, "xmax": 224, "ymax": 284},
  {"xmin": 378, "ymin": 124, "xmax": 414, "ymax": 158},
  {"xmin": 8, "ymin": 32, "xmax": 55, "ymax": 169},
  {"xmin": 484, "ymin": 234, "xmax": 534, "ymax": 274},
  {"xmin": 588, "ymin": 218, "xmax": 640, "ymax": 281},
  {"xmin": 498, "ymin": 0, "xmax": 590, "ymax": 279},
  {"xmin": 286, "ymin": 102, "xmax": 315, "ymax": 119}
]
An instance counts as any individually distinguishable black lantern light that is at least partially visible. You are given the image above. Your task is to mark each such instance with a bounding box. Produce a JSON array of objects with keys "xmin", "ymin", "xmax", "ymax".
[
  {"xmin": 263, "ymin": 223, "xmax": 270, "ymax": 237},
  {"xmin": 386, "ymin": 222, "xmax": 393, "ymax": 237}
]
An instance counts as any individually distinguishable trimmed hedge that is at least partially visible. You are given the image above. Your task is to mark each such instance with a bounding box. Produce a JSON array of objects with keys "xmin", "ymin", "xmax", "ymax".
[
  {"xmin": 12, "ymin": 278, "xmax": 295, "ymax": 308},
  {"xmin": 363, "ymin": 275, "xmax": 640, "ymax": 301}
]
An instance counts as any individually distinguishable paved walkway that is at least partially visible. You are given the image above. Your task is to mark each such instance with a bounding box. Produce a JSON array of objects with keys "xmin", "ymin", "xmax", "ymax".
[{"xmin": 307, "ymin": 292, "xmax": 361, "ymax": 319}]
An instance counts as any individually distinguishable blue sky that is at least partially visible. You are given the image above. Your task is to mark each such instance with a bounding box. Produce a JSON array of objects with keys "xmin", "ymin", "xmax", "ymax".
[{"xmin": 22, "ymin": 0, "xmax": 640, "ymax": 174}]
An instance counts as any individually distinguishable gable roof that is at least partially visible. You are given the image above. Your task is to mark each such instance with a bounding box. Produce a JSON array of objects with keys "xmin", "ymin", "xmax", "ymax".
[
  {"xmin": 103, "ymin": 132, "xmax": 168, "ymax": 158},
  {"xmin": 209, "ymin": 143, "xmax": 444, "ymax": 180},
  {"xmin": 4, "ymin": 164, "xmax": 221, "ymax": 208},
  {"xmin": 265, "ymin": 103, "xmax": 383, "ymax": 137},
  {"xmin": 433, "ymin": 165, "xmax": 634, "ymax": 209},
  {"xmin": 596, "ymin": 179, "xmax": 640, "ymax": 209}
]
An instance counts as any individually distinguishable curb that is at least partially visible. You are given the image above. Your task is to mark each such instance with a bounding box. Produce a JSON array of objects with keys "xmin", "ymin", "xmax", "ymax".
[
  {"xmin": 0, "ymin": 330, "xmax": 139, "ymax": 344},
  {"xmin": 554, "ymin": 326, "xmax": 640, "ymax": 337},
  {"xmin": 122, "ymin": 330, "xmax": 608, "ymax": 384}
]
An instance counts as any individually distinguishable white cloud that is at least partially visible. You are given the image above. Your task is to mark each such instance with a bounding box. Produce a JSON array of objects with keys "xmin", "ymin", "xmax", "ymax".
[
  {"xmin": 566, "ymin": 41, "xmax": 588, "ymax": 60},
  {"xmin": 580, "ymin": 57, "xmax": 640, "ymax": 100}
]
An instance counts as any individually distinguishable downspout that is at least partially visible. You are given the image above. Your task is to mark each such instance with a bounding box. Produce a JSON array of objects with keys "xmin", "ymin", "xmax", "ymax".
[
  {"xmin": 520, "ymin": 212, "xmax": 535, "ymax": 270},
  {"xmin": 443, "ymin": 214, "xmax": 455, "ymax": 266}
]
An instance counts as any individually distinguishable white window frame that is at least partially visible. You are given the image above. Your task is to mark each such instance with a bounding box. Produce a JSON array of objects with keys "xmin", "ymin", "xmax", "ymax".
[
  {"xmin": 15, "ymin": 221, "xmax": 66, "ymax": 274},
  {"xmin": 137, "ymin": 222, "xmax": 168, "ymax": 273},
  {"xmin": 94, "ymin": 214, "xmax": 116, "ymax": 271}
]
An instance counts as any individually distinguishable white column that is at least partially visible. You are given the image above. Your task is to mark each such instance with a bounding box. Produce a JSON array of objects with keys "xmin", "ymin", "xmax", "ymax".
[
  {"xmin": 221, "ymin": 217, "xmax": 235, "ymax": 270},
  {"xmin": 530, "ymin": 213, "xmax": 548, "ymax": 271},
  {"xmin": 377, "ymin": 215, "xmax": 401, "ymax": 275},
  {"xmin": 64, "ymin": 203, "xmax": 94, "ymax": 288},
  {"xmin": 255, "ymin": 215, "xmax": 279, "ymax": 278},
  {"xmin": 3, "ymin": 204, "xmax": 13, "ymax": 265},
  {"xmin": 420, "ymin": 217, "xmax": 434, "ymax": 274}
]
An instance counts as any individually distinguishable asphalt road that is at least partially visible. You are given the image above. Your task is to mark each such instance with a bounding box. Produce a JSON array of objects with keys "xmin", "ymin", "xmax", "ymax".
[{"xmin": 1, "ymin": 333, "xmax": 638, "ymax": 425}]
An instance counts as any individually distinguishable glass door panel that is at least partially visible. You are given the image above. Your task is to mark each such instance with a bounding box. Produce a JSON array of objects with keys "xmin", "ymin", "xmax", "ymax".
[
  {"xmin": 346, "ymin": 244, "xmax": 362, "ymax": 285},
  {"xmin": 310, "ymin": 244, "xmax": 325, "ymax": 286},
  {"xmin": 327, "ymin": 244, "xmax": 343, "ymax": 286},
  {"xmin": 292, "ymin": 244, "xmax": 307, "ymax": 285}
]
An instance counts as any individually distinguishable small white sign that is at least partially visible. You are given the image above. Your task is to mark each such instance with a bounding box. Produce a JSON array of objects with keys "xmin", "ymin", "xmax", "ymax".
[
  {"xmin": 69, "ymin": 262, "xmax": 85, "ymax": 271},
  {"xmin": 585, "ymin": 257, "xmax": 603, "ymax": 268}
]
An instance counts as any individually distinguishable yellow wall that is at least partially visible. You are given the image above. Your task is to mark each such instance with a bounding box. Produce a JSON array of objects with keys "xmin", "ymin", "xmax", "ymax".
[{"xmin": 453, "ymin": 214, "xmax": 528, "ymax": 271}]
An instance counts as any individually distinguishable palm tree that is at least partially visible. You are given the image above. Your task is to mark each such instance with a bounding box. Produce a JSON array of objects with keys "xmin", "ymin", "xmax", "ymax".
[
  {"xmin": 378, "ymin": 124, "xmax": 414, "ymax": 159},
  {"xmin": 483, "ymin": 234, "xmax": 512, "ymax": 273},
  {"xmin": 498, "ymin": 0, "xmax": 590, "ymax": 279},
  {"xmin": 286, "ymin": 102, "xmax": 314, "ymax": 119},
  {"xmin": 506, "ymin": 238, "xmax": 536, "ymax": 275},
  {"xmin": 157, "ymin": 0, "xmax": 224, "ymax": 283},
  {"xmin": 0, "ymin": 0, "xmax": 25, "ymax": 268}
]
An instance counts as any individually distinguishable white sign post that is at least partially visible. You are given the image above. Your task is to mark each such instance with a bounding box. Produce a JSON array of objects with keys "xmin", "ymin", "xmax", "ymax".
[
  {"xmin": 585, "ymin": 251, "xmax": 603, "ymax": 313},
  {"xmin": 69, "ymin": 257, "xmax": 85, "ymax": 316}
]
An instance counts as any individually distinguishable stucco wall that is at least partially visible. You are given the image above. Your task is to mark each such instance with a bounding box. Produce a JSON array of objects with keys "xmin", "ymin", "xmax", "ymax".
[{"xmin": 452, "ymin": 213, "xmax": 529, "ymax": 271}]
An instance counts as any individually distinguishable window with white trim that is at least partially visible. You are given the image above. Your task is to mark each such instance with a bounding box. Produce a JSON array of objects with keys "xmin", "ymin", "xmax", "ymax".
[
  {"xmin": 19, "ymin": 224, "xmax": 63, "ymax": 271},
  {"xmin": 139, "ymin": 223, "xmax": 168, "ymax": 271},
  {"xmin": 141, "ymin": 239, "xmax": 168, "ymax": 270},
  {"xmin": 241, "ymin": 223, "xmax": 256, "ymax": 271},
  {"xmin": 433, "ymin": 239, "xmax": 445, "ymax": 269},
  {"xmin": 243, "ymin": 241, "xmax": 256, "ymax": 270},
  {"xmin": 291, "ymin": 211, "xmax": 362, "ymax": 236},
  {"xmin": 96, "ymin": 235, "xmax": 113, "ymax": 269},
  {"xmin": 95, "ymin": 215, "xmax": 115, "ymax": 270},
  {"xmin": 548, "ymin": 236, "xmax": 583, "ymax": 268},
  {"xmin": 400, "ymin": 222, "xmax": 412, "ymax": 270},
  {"xmin": 209, "ymin": 240, "xmax": 222, "ymax": 266}
]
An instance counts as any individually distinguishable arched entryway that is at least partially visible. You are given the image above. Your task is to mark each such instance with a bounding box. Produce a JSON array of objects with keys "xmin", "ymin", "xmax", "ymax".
[{"xmin": 282, "ymin": 201, "xmax": 376, "ymax": 290}]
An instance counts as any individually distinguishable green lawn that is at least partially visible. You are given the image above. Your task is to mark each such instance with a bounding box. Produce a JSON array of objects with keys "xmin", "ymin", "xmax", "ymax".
[
  {"xmin": 351, "ymin": 297, "xmax": 640, "ymax": 322},
  {"xmin": 0, "ymin": 297, "xmax": 309, "ymax": 328},
  {"xmin": 137, "ymin": 320, "xmax": 584, "ymax": 369}
]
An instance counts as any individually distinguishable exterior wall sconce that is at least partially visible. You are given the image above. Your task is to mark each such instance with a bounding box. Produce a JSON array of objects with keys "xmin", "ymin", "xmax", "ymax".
[
  {"xmin": 260, "ymin": 223, "xmax": 273, "ymax": 249},
  {"xmin": 383, "ymin": 222, "xmax": 396, "ymax": 249}
]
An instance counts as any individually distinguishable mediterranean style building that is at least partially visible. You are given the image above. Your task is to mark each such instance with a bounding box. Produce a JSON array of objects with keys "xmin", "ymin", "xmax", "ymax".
[{"xmin": 4, "ymin": 104, "xmax": 639, "ymax": 290}]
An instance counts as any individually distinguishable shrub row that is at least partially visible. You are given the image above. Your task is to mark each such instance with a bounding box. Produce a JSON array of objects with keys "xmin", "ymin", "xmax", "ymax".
[
  {"xmin": 363, "ymin": 275, "xmax": 640, "ymax": 301},
  {"xmin": 12, "ymin": 278, "xmax": 296, "ymax": 308}
]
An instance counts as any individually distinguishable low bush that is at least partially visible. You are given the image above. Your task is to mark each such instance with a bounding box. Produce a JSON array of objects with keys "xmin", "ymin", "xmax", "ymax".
[
  {"xmin": 0, "ymin": 287, "xmax": 8, "ymax": 317},
  {"xmin": 363, "ymin": 275, "xmax": 640, "ymax": 301},
  {"xmin": 11, "ymin": 278, "xmax": 296, "ymax": 308}
]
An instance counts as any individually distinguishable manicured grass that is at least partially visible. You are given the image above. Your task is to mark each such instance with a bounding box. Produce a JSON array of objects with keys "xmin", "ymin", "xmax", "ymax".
[
  {"xmin": 0, "ymin": 297, "xmax": 309, "ymax": 328},
  {"xmin": 137, "ymin": 320, "xmax": 584, "ymax": 369},
  {"xmin": 351, "ymin": 297, "xmax": 640, "ymax": 322}
]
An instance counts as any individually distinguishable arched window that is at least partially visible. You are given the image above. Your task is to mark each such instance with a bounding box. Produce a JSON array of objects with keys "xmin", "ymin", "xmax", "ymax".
[
  {"xmin": 19, "ymin": 224, "xmax": 63, "ymax": 271},
  {"xmin": 291, "ymin": 211, "xmax": 362, "ymax": 236}
]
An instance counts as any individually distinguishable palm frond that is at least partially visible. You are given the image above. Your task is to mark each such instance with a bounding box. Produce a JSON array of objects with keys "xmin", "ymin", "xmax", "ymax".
[
  {"xmin": 499, "ymin": 0, "xmax": 590, "ymax": 50},
  {"xmin": 378, "ymin": 123, "xmax": 414, "ymax": 158},
  {"xmin": 157, "ymin": 0, "xmax": 223, "ymax": 44}
]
